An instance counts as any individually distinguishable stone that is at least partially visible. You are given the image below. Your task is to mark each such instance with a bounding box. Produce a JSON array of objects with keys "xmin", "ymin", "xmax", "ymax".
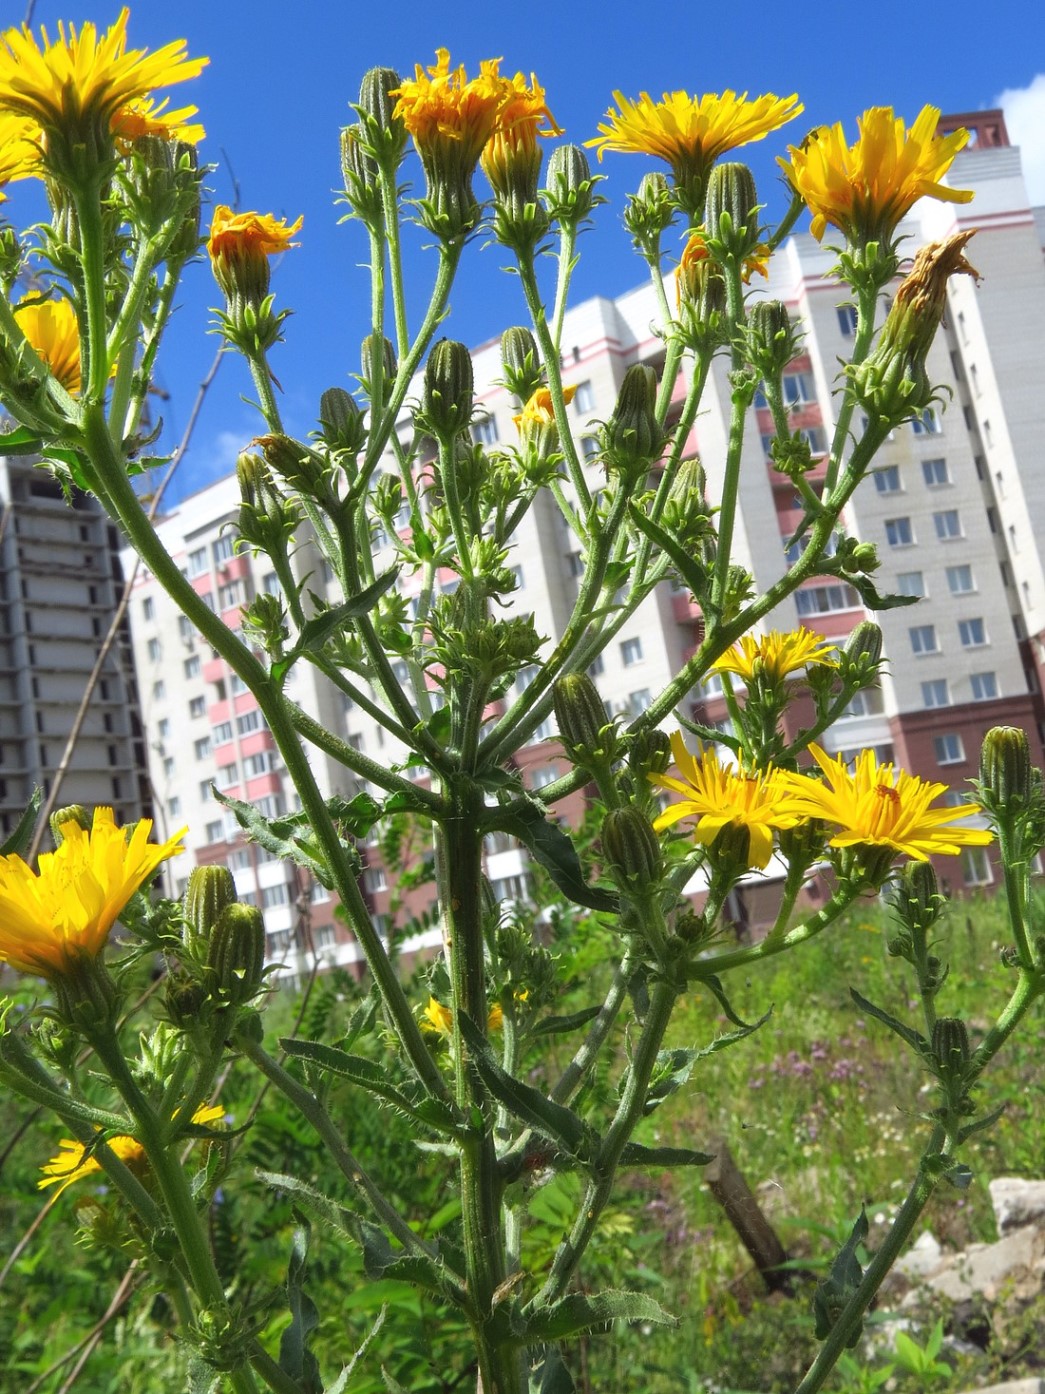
[
  {"xmin": 908, "ymin": 1226, "xmax": 1045, "ymax": 1306},
  {"xmin": 989, "ymin": 1178, "xmax": 1045, "ymax": 1235},
  {"xmin": 894, "ymin": 1229, "xmax": 944, "ymax": 1280}
]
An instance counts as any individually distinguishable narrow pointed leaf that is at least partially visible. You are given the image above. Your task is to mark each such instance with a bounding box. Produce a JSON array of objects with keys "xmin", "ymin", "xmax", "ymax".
[
  {"xmin": 523, "ymin": 1289, "xmax": 676, "ymax": 1342},
  {"xmin": 850, "ymin": 989, "xmax": 930, "ymax": 1059}
]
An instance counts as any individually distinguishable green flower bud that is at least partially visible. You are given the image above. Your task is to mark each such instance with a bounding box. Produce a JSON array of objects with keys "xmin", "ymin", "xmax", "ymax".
[
  {"xmin": 704, "ymin": 162, "xmax": 760, "ymax": 257},
  {"xmin": 318, "ymin": 387, "xmax": 366, "ymax": 455},
  {"xmin": 601, "ymin": 807, "xmax": 663, "ymax": 887},
  {"xmin": 184, "ymin": 865, "xmax": 238, "ymax": 953},
  {"xmin": 708, "ymin": 820, "xmax": 752, "ymax": 872},
  {"xmin": 545, "ymin": 143, "xmax": 599, "ymax": 224},
  {"xmin": 207, "ymin": 904, "xmax": 267, "ymax": 1007},
  {"xmin": 421, "ymin": 338, "xmax": 474, "ymax": 440},
  {"xmin": 358, "ymin": 66, "xmax": 407, "ymax": 164},
  {"xmin": 553, "ymin": 672, "xmax": 611, "ymax": 759},
  {"xmin": 50, "ymin": 805, "xmax": 91, "ymax": 845},
  {"xmin": 340, "ymin": 123, "xmax": 382, "ymax": 223},
  {"xmin": 237, "ymin": 451, "xmax": 301, "ymax": 551},
  {"xmin": 777, "ymin": 819, "xmax": 826, "ymax": 875},
  {"xmin": 980, "ymin": 726, "xmax": 1032, "ymax": 810},
  {"xmin": 361, "ymin": 333, "xmax": 397, "ymax": 397},
  {"xmin": 230, "ymin": 1006, "xmax": 265, "ymax": 1049},
  {"xmin": 931, "ymin": 1016, "xmax": 970, "ymax": 1076},
  {"xmin": 891, "ymin": 859, "xmax": 943, "ymax": 934},
  {"xmin": 844, "ymin": 621, "xmax": 884, "ymax": 670},
  {"xmin": 747, "ymin": 301, "xmax": 801, "ymax": 379},
  {"xmin": 604, "ymin": 363, "xmax": 663, "ymax": 473},
  {"xmin": 623, "ymin": 171, "xmax": 675, "ymax": 248},
  {"xmin": 501, "ymin": 326, "xmax": 544, "ymax": 402},
  {"xmin": 628, "ymin": 727, "xmax": 671, "ymax": 779}
]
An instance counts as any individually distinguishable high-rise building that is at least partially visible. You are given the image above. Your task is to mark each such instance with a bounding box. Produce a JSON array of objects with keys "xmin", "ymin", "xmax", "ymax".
[
  {"xmin": 124, "ymin": 112, "xmax": 1045, "ymax": 962},
  {"xmin": 0, "ymin": 457, "xmax": 148, "ymax": 843}
]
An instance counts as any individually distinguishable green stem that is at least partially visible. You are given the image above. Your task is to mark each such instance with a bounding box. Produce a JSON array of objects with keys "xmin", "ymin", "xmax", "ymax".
[
  {"xmin": 709, "ymin": 266, "xmax": 748, "ymax": 618},
  {"xmin": 997, "ymin": 825, "xmax": 1035, "ymax": 969},
  {"xmin": 71, "ymin": 180, "xmax": 113, "ymax": 402},
  {"xmin": 971, "ymin": 967, "xmax": 1045, "ymax": 1076},
  {"xmin": 823, "ymin": 279, "xmax": 878, "ymax": 494},
  {"xmin": 550, "ymin": 222, "xmax": 577, "ymax": 348},
  {"xmin": 285, "ymin": 701, "xmax": 442, "ymax": 809},
  {"xmin": 380, "ymin": 165, "xmax": 410, "ymax": 360},
  {"xmin": 694, "ymin": 882, "xmax": 863, "ymax": 977},
  {"xmin": 247, "ymin": 351, "xmax": 284, "ymax": 433}
]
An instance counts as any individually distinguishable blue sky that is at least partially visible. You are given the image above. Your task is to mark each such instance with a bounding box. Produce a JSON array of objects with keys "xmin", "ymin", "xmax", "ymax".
[{"xmin": 19, "ymin": 1, "xmax": 1045, "ymax": 502}]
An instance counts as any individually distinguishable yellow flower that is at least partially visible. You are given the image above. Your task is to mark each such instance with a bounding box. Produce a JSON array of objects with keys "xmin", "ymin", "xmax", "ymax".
[
  {"xmin": 710, "ymin": 629, "xmax": 839, "ymax": 684},
  {"xmin": 39, "ymin": 1104, "xmax": 226, "ymax": 1198},
  {"xmin": 481, "ymin": 69, "xmax": 561, "ymax": 200},
  {"xmin": 14, "ymin": 298, "xmax": 82, "ymax": 394},
  {"xmin": 0, "ymin": 8, "xmax": 206, "ymax": 165},
  {"xmin": 111, "ymin": 95, "xmax": 204, "ymax": 147},
  {"xmin": 0, "ymin": 807, "xmax": 186, "ymax": 980},
  {"xmin": 779, "ymin": 105, "xmax": 974, "ymax": 245},
  {"xmin": 422, "ymin": 995, "xmax": 503, "ymax": 1035},
  {"xmin": 207, "ymin": 206, "xmax": 302, "ymax": 304},
  {"xmin": 650, "ymin": 733, "xmax": 806, "ymax": 870},
  {"xmin": 512, "ymin": 384, "xmax": 576, "ymax": 432},
  {"xmin": 393, "ymin": 49, "xmax": 508, "ymax": 172},
  {"xmin": 675, "ymin": 232, "xmax": 767, "ymax": 309},
  {"xmin": 0, "ymin": 109, "xmax": 40, "ymax": 194},
  {"xmin": 781, "ymin": 744, "xmax": 994, "ymax": 861},
  {"xmin": 587, "ymin": 88, "xmax": 802, "ymax": 200}
]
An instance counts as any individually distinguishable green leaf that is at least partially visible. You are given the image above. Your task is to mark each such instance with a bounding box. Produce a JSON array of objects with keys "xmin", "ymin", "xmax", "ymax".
[
  {"xmin": 279, "ymin": 1039, "xmax": 458, "ymax": 1134},
  {"xmin": 850, "ymin": 989, "xmax": 931, "ymax": 1059},
  {"xmin": 381, "ymin": 1370, "xmax": 411, "ymax": 1394},
  {"xmin": 698, "ymin": 975, "xmax": 766, "ymax": 1031},
  {"xmin": 213, "ymin": 789, "xmax": 354, "ymax": 888},
  {"xmin": 497, "ymin": 797, "xmax": 618, "ymax": 913},
  {"xmin": 531, "ymin": 1005, "xmax": 603, "ymax": 1037},
  {"xmin": 456, "ymin": 1013, "xmax": 593, "ymax": 1159},
  {"xmin": 529, "ymin": 1346, "xmax": 577, "ymax": 1394},
  {"xmin": 523, "ymin": 1289, "xmax": 676, "ymax": 1342},
  {"xmin": 0, "ymin": 425, "xmax": 43, "ymax": 455},
  {"xmin": 323, "ymin": 1309, "xmax": 387, "ymax": 1394},
  {"xmin": 42, "ymin": 447, "xmax": 92, "ymax": 491},
  {"xmin": 813, "ymin": 1207, "xmax": 868, "ymax": 1347},
  {"xmin": 628, "ymin": 504, "xmax": 708, "ymax": 600},
  {"xmin": 187, "ymin": 1354, "xmax": 221, "ymax": 1394},
  {"xmin": 956, "ymin": 1102, "xmax": 1006, "ymax": 1145},
  {"xmin": 618, "ymin": 1142, "xmax": 714, "ymax": 1168},
  {"xmin": 0, "ymin": 788, "xmax": 41, "ymax": 858},
  {"xmin": 279, "ymin": 1220, "xmax": 322, "ymax": 1392},
  {"xmin": 327, "ymin": 791, "xmax": 384, "ymax": 839},
  {"xmin": 844, "ymin": 572, "xmax": 920, "ymax": 612},
  {"xmin": 296, "ymin": 568, "xmax": 400, "ymax": 654}
]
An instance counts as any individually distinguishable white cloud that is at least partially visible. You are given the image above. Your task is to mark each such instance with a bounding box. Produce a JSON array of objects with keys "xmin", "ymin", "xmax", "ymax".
[{"xmin": 995, "ymin": 74, "xmax": 1045, "ymax": 205}]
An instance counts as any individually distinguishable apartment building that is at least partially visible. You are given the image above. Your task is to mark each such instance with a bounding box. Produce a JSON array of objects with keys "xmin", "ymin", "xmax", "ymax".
[
  {"xmin": 0, "ymin": 457, "xmax": 148, "ymax": 843},
  {"xmin": 123, "ymin": 111, "xmax": 1045, "ymax": 964}
]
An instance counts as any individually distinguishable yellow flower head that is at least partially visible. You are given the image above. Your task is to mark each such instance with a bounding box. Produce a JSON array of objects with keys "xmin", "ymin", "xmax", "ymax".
[
  {"xmin": 0, "ymin": 8, "xmax": 207, "ymax": 170},
  {"xmin": 513, "ymin": 384, "xmax": 576, "ymax": 431},
  {"xmin": 782, "ymin": 743, "xmax": 994, "ymax": 861},
  {"xmin": 207, "ymin": 206, "xmax": 302, "ymax": 303},
  {"xmin": 422, "ymin": 995, "xmax": 503, "ymax": 1035},
  {"xmin": 39, "ymin": 1104, "xmax": 225, "ymax": 1198},
  {"xmin": 710, "ymin": 628, "xmax": 839, "ymax": 685},
  {"xmin": 588, "ymin": 88, "xmax": 802, "ymax": 207},
  {"xmin": 481, "ymin": 69, "xmax": 561, "ymax": 200},
  {"xmin": 0, "ymin": 807, "xmax": 186, "ymax": 980},
  {"xmin": 14, "ymin": 297, "xmax": 82, "ymax": 394},
  {"xmin": 0, "ymin": 109, "xmax": 41, "ymax": 194},
  {"xmin": 779, "ymin": 105, "xmax": 974, "ymax": 246},
  {"xmin": 650, "ymin": 733, "xmax": 806, "ymax": 870},
  {"xmin": 393, "ymin": 49, "xmax": 508, "ymax": 171},
  {"xmin": 111, "ymin": 95, "xmax": 204, "ymax": 147}
]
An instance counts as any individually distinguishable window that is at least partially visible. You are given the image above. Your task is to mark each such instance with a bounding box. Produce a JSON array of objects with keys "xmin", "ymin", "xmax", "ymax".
[
  {"xmin": 262, "ymin": 571, "xmax": 282, "ymax": 595},
  {"xmin": 946, "ymin": 564, "xmax": 974, "ymax": 595},
  {"xmin": 163, "ymin": 756, "xmax": 175, "ymax": 777},
  {"xmin": 897, "ymin": 571, "xmax": 925, "ymax": 598},
  {"xmin": 261, "ymin": 883, "xmax": 289, "ymax": 908},
  {"xmin": 472, "ymin": 414, "xmax": 498, "ymax": 445},
  {"xmin": 219, "ymin": 580, "xmax": 243, "ymax": 608},
  {"xmin": 580, "ymin": 435, "xmax": 600, "ymax": 461},
  {"xmin": 970, "ymin": 671, "xmax": 999, "ymax": 701},
  {"xmin": 958, "ymin": 617, "xmax": 987, "ymax": 648},
  {"xmin": 147, "ymin": 637, "xmax": 162, "ymax": 661},
  {"xmin": 167, "ymin": 796, "xmax": 181, "ymax": 817},
  {"xmin": 212, "ymin": 534, "xmax": 235, "ymax": 564},
  {"xmin": 186, "ymin": 547, "xmax": 207, "ymax": 577},
  {"xmin": 230, "ymin": 674, "xmax": 248, "ymax": 696},
  {"xmin": 836, "ymin": 304, "xmax": 858, "ymax": 336},
  {"xmin": 530, "ymin": 766, "xmax": 558, "ymax": 789},
  {"xmin": 961, "ymin": 846, "xmax": 992, "ymax": 886},
  {"xmin": 574, "ymin": 381, "xmax": 595, "ymax": 413},
  {"xmin": 588, "ymin": 655, "xmax": 604, "ymax": 678},
  {"xmin": 199, "ymin": 779, "xmax": 212, "ymax": 800},
  {"xmin": 567, "ymin": 551, "xmax": 585, "ymax": 578},
  {"xmin": 873, "ymin": 465, "xmax": 901, "ymax": 494},
  {"xmin": 205, "ymin": 819, "xmax": 223, "ymax": 843},
  {"xmin": 922, "ymin": 458, "xmax": 949, "ymax": 487},
  {"xmin": 194, "ymin": 736, "xmax": 211, "ymax": 760},
  {"xmin": 213, "ymin": 721, "xmax": 233, "ymax": 745},
  {"xmin": 782, "ymin": 371, "xmax": 815, "ymax": 406},
  {"xmin": 142, "ymin": 596, "xmax": 155, "ymax": 620},
  {"xmin": 912, "ymin": 408, "xmax": 942, "ymax": 436},
  {"xmin": 621, "ymin": 637, "xmax": 643, "ymax": 666},
  {"xmin": 256, "ymin": 795, "xmax": 285, "ymax": 819},
  {"xmin": 909, "ymin": 624, "xmax": 938, "ymax": 655},
  {"xmin": 363, "ymin": 864, "xmax": 387, "ymax": 893},
  {"xmin": 885, "ymin": 517, "xmax": 913, "ymax": 547},
  {"xmin": 921, "ymin": 679, "xmax": 950, "ymax": 708},
  {"xmin": 800, "ymin": 426, "xmax": 828, "ymax": 455},
  {"xmin": 184, "ymin": 655, "xmax": 201, "ymax": 679},
  {"xmin": 178, "ymin": 615, "xmax": 194, "ymax": 642},
  {"xmin": 934, "ymin": 733, "xmax": 965, "ymax": 765},
  {"xmin": 840, "ymin": 687, "xmax": 883, "ymax": 718},
  {"xmin": 795, "ymin": 583, "xmax": 860, "ymax": 616},
  {"xmin": 629, "ymin": 689, "xmax": 653, "ymax": 715},
  {"xmin": 933, "ymin": 509, "xmax": 962, "ymax": 540},
  {"xmin": 153, "ymin": 680, "xmax": 166, "ymax": 700},
  {"xmin": 760, "ymin": 430, "xmax": 777, "ymax": 461},
  {"xmin": 315, "ymin": 923, "xmax": 336, "ymax": 949},
  {"xmin": 158, "ymin": 717, "xmax": 171, "ymax": 739},
  {"xmin": 245, "ymin": 752, "xmax": 275, "ymax": 776},
  {"xmin": 216, "ymin": 762, "xmax": 238, "ymax": 789},
  {"xmin": 237, "ymin": 709, "xmax": 263, "ymax": 735}
]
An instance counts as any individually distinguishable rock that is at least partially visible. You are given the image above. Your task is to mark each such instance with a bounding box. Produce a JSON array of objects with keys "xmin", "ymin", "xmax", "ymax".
[
  {"xmin": 955, "ymin": 1381, "xmax": 1045, "ymax": 1394},
  {"xmin": 906, "ymin": 1226, "xmax": 1045, "ymax": 1306},
  {"xmin": 894, "ymin": 1229, "xmax": 944, "ymax": 1280},
  {"xmin": 989, "ymin": 1179, "xmax": 1045, "ymax": 1235}
]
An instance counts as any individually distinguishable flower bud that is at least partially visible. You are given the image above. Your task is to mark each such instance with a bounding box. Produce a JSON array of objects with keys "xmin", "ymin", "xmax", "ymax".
[
  {"xmin": 50, "ymin": 805, "xmax": 91, "ymax": 845},
  {"xmin": 358, "ymin": 66, "xmax": 407, "ymax": 164},
  {"xmin": 501, "ymin": 326, "xmax": 544, "ymax": 402},
  {"xmin": 237, "ymin": 451, "xmax": 300, "ymax": 551},
  {"xmin": 624, "ymin": 171, "xmax": 675, "ymax": 248},
  {"xmin": 184, "ymin": 865, "xmax": 238, "ymax": 954},
  {"xmin": 604, "ymin": 364, "xmax": 663, "ymax": 473},
  {"xmin": 601, "ymin": 807, "xmax": 662, "ymax": 887},
  {"xmin": 843, "ymin": 621, "xmax": 883, "ymax": 672},
  {"xmin": 255, "ymin": 432, "xmax": 328, "ymax": 497},
  {"xmin": 361, "ymin": 333, "xmax": 397, "ymax": 397},
  {"xmin": 747, "ymin": 301, "xmax": 801, "ymax": 379},
  {"xmin": 708, "ymin": 820, "xmax": 752, "ymax": 872},
  {"xmin": 704, "ymin": 162, "xmax": 760, "ymax": 257},
  {"xmin": 207, "ymin": 903, "xmax": 267, "ymax": 1007},
  {"xmin": 318, "ymin": 387, "xmax": 366, "ymax": 455},
  {"xmin": 628, "ymin": 728, "xmax": 671, "ymax": 780},
  {"xmin": 931, "ymin": 1017, "xmax": 970, "ymax": 1076},
  {"xmin": 553, "ymin": 672, "xmax": 611, "ymax": 760},
  {"xmin": 545, "ymin": 143, "xmax": 598, "ymax": 225},
  {"xmin": 890, "ymin": 859, "xmax": 943, "ymax": 935},
  {"xmin": 421, "ymin": 338, "xmax": 474, "ymax": 440},
  {"xmin": 980, "ymin": 726, "xmax": 1032, "ymax": 810},
  {"xmin": 340, "ymin": 124, "xmax": 382, "ymax": 223}
]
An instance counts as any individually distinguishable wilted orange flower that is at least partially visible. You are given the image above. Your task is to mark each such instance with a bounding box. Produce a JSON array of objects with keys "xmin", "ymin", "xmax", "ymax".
[
  {"xmin": 208, "ymin": 206, "xmax": 302, "ymax": 303},
  {"xmin": 780, "ymin": 105, "xmax": 974, "ymax": 245},
  {"xmin": 481, "ymin": 69, "xmax": 561, "ymax": 198}
]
